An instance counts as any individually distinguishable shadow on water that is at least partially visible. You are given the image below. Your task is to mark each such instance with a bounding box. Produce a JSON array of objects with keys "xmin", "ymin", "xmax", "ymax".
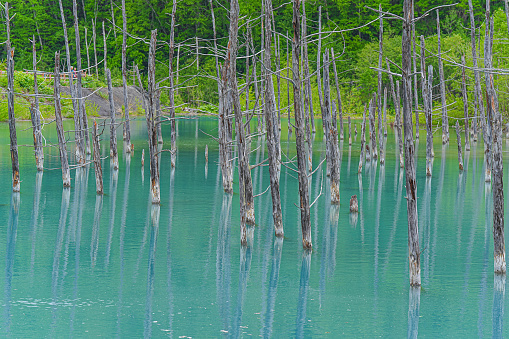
[
  {"xmin": 295, "ymin": 250, "xmax": 311, "ymax": 338},
  {"xmin": 143, "ymin": 204, "xmax": 161, "ymax": 339},
  {"xmin": 217, "ymin": 194, "xmax": 233, "ymax": 333},
  {"xmin": 3, "ymin": 192, "xmax": 20, "ymax": 336}
]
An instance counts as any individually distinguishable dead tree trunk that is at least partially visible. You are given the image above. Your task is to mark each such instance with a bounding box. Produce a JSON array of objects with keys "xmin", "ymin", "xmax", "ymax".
[
  {"xmin": 437, "ymin": 10, "xmax": 449, "ymax": 144},
  {"xmin": 102, "ymin": 21, "xmax": 107, "ymax": 75},
  {"xmin": 228, "ymin": 0, "xmax": 255, "ymax": 244},
  {"xmin": 323, "ymin": 50, "xmax": 340, "ymax": 204},
  {"xmin": 468, "ymin": 0, "xmax": 483, "ymax": 142},
  {"xmin": 53, "ymin": 52, "xmax": 71, "ymax": 188},
  {"xmin": 6, "ymin": 3, "xmax": 19, "ymax": 192},
  {"xmin": 169, "ymin": 0, "xmax": 177, "ymax": 167},
  {"xmin": 31, "ymin": 36, "xmax": 44, "ymax": 171},
  {"xmin": 106, "ymin": 68, "xmax": 119, "ymax": 170},
  {"xmin": 456, "ymin": 121, "xmax": 464, "ymax": 171},
  {"xmin": 92, "ymin": 19, "xmax": 98, "ymax": 78},
  {"xmin": 85, "ymin": 27, "xmax": 90, "ymax": 72},
  {"xmin": 348, "ymin": 116, "xmax": 352, "ymax": 145},
  {"xmin": 146, "ymin": 30, "xmax": 160, "ymax": 204},
  {"xmin": 286, "ymin": 31, "xmax": 292, "ymax": 136},
  {"xmin": 425, "ymin": 65, "xmax": 434, "ymax": 176},
  {"xmin": 72, "ymin": 0, "xmax": 91, "ymax": 156},
  {"xmin": 412, "ymin": 5, "xmax": 419, "ymax": 140},
  {"xmin": 484, "ymin": 10, "xmax": 493, "ymax": 183},
  {"xmin": 403, "ymin": 0, "xmax": 420, "ymax": 286},
  {"xmin": 358, "ymin": 103, "xmax": 367, "ymax": 174},
  {"xmin": 292, "ymin": 0, "xmax": 312, "ymax": 249},
  {"xmin": 92, "ymin": 120, "xmax": 103, "ymax": 194},
  {"xmin": 377, "ymin": 4, "xmax": 383, "ymax": 153},
  {"xmin": 263, "ymin": 0, "xmax": 283, "ymax": 237},
  {"xmin": 59, "ymin": 0, "xmax": 83, "ymax": 163},
  {"xmin": 316, "ymin": 6, "xmax": 324, "ymax": 123},
  {"xmin": 369, "ymin": 92, "xmax": 377, "ymax": 160},
  {"xmin": 302, "ymin": 1, "xmax": 315, "ymax": 135},
  {"xmin": 331, "ymin": 48, "xmax": 343, "ymax": 140},
  {"xmin": 461, "ymin": 55, "xmax": 470, "ymax": 151},
  {"xmin": 380, "ymin": 87, "xmax": 386, "ymax": 164},
  {"xmin": 387, "ymin": 59, "xmax": 404, "ymax": 168},
  {"xmin": 121, "ymin": 0, "xmax": 131, "ymax": 151}
]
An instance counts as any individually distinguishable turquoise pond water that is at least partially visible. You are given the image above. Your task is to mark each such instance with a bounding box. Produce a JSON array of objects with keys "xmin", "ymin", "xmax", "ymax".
[{"xmin": 0, "ymin": 117, "xmax": 508, "ymax": 337}]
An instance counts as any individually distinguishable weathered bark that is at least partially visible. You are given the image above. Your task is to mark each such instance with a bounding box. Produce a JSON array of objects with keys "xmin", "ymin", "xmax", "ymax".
[
  {"xmin": 263, "ymin": 0, "xmax": 283, "ymax": 237},
  {"xmin": 369, "ymin": 92, "xmax": 377, "ymax": 160},
  {"xmin": 468, "ymin": 0, "xmax": 484, "ymax": 141},
  {"xmin": 275, "ymin": 35, "xmax": 282, "ymax": 132},
  {"xmin": 348, "ymin": 116, "xmax": 352, "ymax": 145},
  {"xmin": 169, "ymin": 0, "xmax": 177, "ymax": 167},
  {"xmin": 146, "ymin": 30, "xmax": 161, "ymax": 204},
  {"xmin": 292, "ymin": 0, "xmax": 312, "ymax": 249},
  {"xmin": 316, "ymin": 6, "xmax": 324, "ymax": 118},
  {"xmin": 53, "ymin": 52, "xmax": 71, "ymax": 188},
  {"xmin": 380, "ymin": 87, "xmax": 386, "ymax": 164},
  {"xmin": 437, "ymin": 10, "xmax": 448, "ymax": 144},
  {"xmin": 106, "ymin": 68, "xmax": 119, "ymax": 170},
  {"xmin": 302, "ymin": 1, "xmax": 315, "ymax": 135},
  {"xmin": 412, "ymin": 5, "xmax": 419, "ymax": 140},
  {"xmin": 92, "ymin": 120, "xmax": 103, "ymax": 194},
  {"xmin": 461, "ymin": 55, "xmax": 470, "ymax": 151},
  {"xmin": 102, "ymin": 21, "xmax": 107, "ymax": 75},
  {"xmin": 92, "ymin": 19, "xmax": 98, "ymax": 78},
  {"xmin": 358, "ymin": 103, "xmax": 367, "ymax": 174},
  {"xmin": 387, "ymin": 59, "xmax": 404, "ymax": 168},
  {"xmin": 425, "ymin": 65, "xmax": 434, "ymax": 177},
  {"xmin": 121, "ymin": 0, "xmax": 131, "ymax": 151},
  {"xmin": 403, "ymin": 0, "xmax": 420, "ymax": 286},
  {"xmin": 156, "ymin": 90, "xmax": 163, "ymax": 144},
  {"xmin": 31, "ymin": 36, "xmax": 44, "ymax": 171},
  {"xmin": 85, "ymin": 27, "xmax": 90, "ymax": 72},
  {"xmin": 72, "ymin": 0, "xmax": 91, "ymax": 156},
  {"xmin": 484, "ymin": 11, "xmax": 493, "ymax": 183},
  {"xmin": 377, "ymin": 4, "xmax": 383, "ymax": 151},
  {"xmin": 323, "ymin": 50, "xmax": 340, "ymax": 204},
  {"xmin": 6, "ymin": 3, "xmax": 19, "ymax": 192},
  {"xmin": 286, "ymin": 32, "xmax": 292, "ymax": 136},
  {"xmin": 331, "ymin": 48, "xmax": 343, "ymax": 141},
  {"xmin": 58, "ymin": 0, "xmax": 83, "ymax": 163},
  {"xmin": 227, "ymin": 0, "xmax": 255, "ymax": 243},
  {"xmin": 453, "ymin": 122, "xmax": 464, "ymax": 174}
]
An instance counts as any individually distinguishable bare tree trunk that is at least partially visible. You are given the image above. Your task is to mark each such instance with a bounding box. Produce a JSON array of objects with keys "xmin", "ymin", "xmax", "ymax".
[
  {"xmin": 468, "ymin": 0, "xmax": 484, "ymax": 141},
  {"xmin": 73, "ymin": 0, "xmax": 91, "ymax": 156},
  {"xmin": 92, "ymin": 120, "xmax": 103, "ymax": 194},
  {"xmin": 31, "ymin": 36, "xmax": 44, "ymax": 171},
  {"xmin": 121, "ymin": 0, "xmax": 131, "ymax": 151},
  {"xmin": 85, "ymin": 27, "xmax": 90, "ymax": 72},
  {"xmin": 412, "ymin": 4, "xmax": 419, "ymax": 140},
  {"xmin": 455, "ymin": 121, "xmax": 464, "ymax": 171},
  {"xmin": 292, "ymin": 0, "xmax": 312, "ymax": 249},
  {"xmin": 348, "ymin": 116, "xmax": 352, "ymax": 145},
  {"xmin": 425, "ymin": 65, "xmax": 434, "ymax": 177},
  {"xmin": 146, "ymin": 30, "xmax": 160, "ymax": 204},
  {"xmin": 323, "ymin": 50, "xmax": 340, "ymax": 204},
  {"xmin": 316, "ymin": 6, "xmax": 324, "ymax": 122},
  {"xmin": 358, "ymin": 103, "xmax": 367, "ymax": 174},
  {"xmin": 228, "ymin": 0, "xmax": 255, "ymax": 244},
  {"xmin": 461, "ymin": 55, "xmax": 470, "ymax": 151},
  {"xmin": 387, "ymin": 59, "xmax": 404, "ymax": 168},
  {"xmin": 263, "ymin": 0, "xmax": 283, "ymax": 237},
  {"xmin": 437, "ymin": 10, "xmax": 448, "ymax": 144},
  {"xmin": 102, "ymin": 21, "xmax": 107, "ymax": 75},
  {"xmin": 484, "ymin": 10, "xmax": 493, "ymax": 183},
  {"xmin": 92, "ymin": 19, "xmax": 98, "ymax": 78},
  {"xmin": 156, "ymin": 89, "xmax": 163, "ymax": 144},
  {"xmin": 276, "ymin": 35, "xmax": 282, "ymax": 132},
  {"xmin": 369, "ymin": 92, "xmax": 377, "ymax": 160},
  {"xmin": 169, "ymin": 0, "xmax": 177, "ymax": 167},
  {"xmin": 6, "ymin": 3, "xmax": 19, "ymax": 192},
  {"xmin": 195, "ymin": 36, "xmax": 199, "ymax": 71},
  {"xmin": 403, "ymin": 0, "xmax": 420, "ymax": 286},
  {"xmin": 106, "ymin": 68, "xmax": 119, "ymax": 170},
  {"xmin": 59, "ymin": 0, "xmax": 83, "ymax": 163},
  {"xmin": 302, "ymin": 1, "xmax": 315, "ymax": 135},
  {"xmin": 53, "ymin": 52, "xmax": 71, "ymax": 188},
  {"xmin": 286, "ymin": 31, "xmax": 292, "ymax": 136},
  {"xmin": 376, "ymin": 4, "xmax": 383, "ymax": 154},
  {"xmin": 331, "ymin": 48, "xmax": 343, "ymax": 141},
  {"xmin": 380, "ymin": 87, "xmax": 386, "ymax": 164}
]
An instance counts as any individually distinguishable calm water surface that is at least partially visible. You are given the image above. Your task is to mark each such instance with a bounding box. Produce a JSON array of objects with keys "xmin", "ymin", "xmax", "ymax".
[{"xmin": 0, "ymin": 118, "xmax": 507, "ymax": 337}]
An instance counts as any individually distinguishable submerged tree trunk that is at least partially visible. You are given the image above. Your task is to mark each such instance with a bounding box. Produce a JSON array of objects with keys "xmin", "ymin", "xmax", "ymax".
[
  {"xmin": 292, "ymin": 0, "xmax": 312, "ymax": 249},
  {"xmin": 348, "ymin": 116, "xmax": 352, "ymax": 145},
  {"xmin": 146, "ymin": 30, "xmax": 161, "ymax": 204},
  {"xmin": 263, "ymin": 0, "xmax": 283, "ymax": 237},
  {"xmin": 437, "ymin": 10, "xmax": 448, "ymax": 144},
  {"xmin": 425, "ymin": 65, "xmax": 434, "ymax": 177},
  {"xmin": 358, "ymin": 103, "xmax": 367, "ymax": 174},
  {"xmin": 107, "ymin": 68, "xmax": 119, "ymax": 170},
  {"xmin": 169, "ymin": 0, "xmax": 177, "ymax": 167},
  {"xmin": 53, "ymin": 52, "xmax": 71, "ymax": 188},
  {"xmin": 456, "ymin": 121, "xmax": 464, "ymax": 171},
  {"xmin": 380, "ymin": 88, "xmax": 386, "ymax": 164},
  {"xmin": 122, "ymin": 0, "xmax": 131, "ymax": 151},
  {"xmin": 92, "ymin": 120, "xmax": 103, "ymax": 194},
  {"xmin": 6, "ymin": 4, "xmax": 19, "ymax": 192},
  {"xmin": 403, "ymin": 0, "xmax": 420, "ymax": 286},
  {"xmin": 31, "ymin": 36, "xmax": 44, "ymax": 171}
]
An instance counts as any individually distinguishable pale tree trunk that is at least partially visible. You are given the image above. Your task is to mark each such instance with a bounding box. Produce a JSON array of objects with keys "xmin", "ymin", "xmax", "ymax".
[
  {"xmin": 369, "ymin": 92, "xmax": 377, "ymax": 160},
  {"xmin": 146, "ymin": 30, "xmax": 161, "ymax": 204},
  {"xmin": 31, "ymin": 36, "xmax": 44, "ymax": 171},
  {"xmin": 348, "ymin": 116, "xmax": 352, "ymax": 145},
  {"xmin": 468, "ymin": 0, "xmax": 484, "ymax": 141},
  {"xmin": 92, "ymin": 120, "xmax": 103, "ymax": 194},
  {"xmin": 92, "ymin": 19, "xmax": 98, "ymax": 78},
  {"xmin": 292, "ymin": 0, "xmax": 311, "ymax": 249},
  {"xmin": 484, "ymin": 10, "xmax": 493, "ymax": 183},
  {"xmin": 122, "ymin": 0, "xmax": 131, "ymax": 151},
  {"xmin": 403, "ymin": 0, "xmax": 420, "ymax": 286},
  {"xmin": 263, "ymin": 0, "xmax": 283, "ymax": 237},
  {"xmin": 424, "ymin": 65, "xmax": 434, "ymax": 177},
  {"xmin": 331, "ymin": 48, "xmax": 343, "ymax": 141},
  {"xmin": 461, "ymin": 55, "xmax": 470, "ymax": 151},
  {"xmin": 53, "ymin": 52, "xmax": 71, "ymax": 187},
  {"xmin": 323, "ymin": 50, "xmax": 340, "ymax": 204},
  {"xmin": 358, "ymin": 103, "xmax": 367, "ymax": 174},
  {"xmin": 412, "ymin": 4, "xmax": 419, "ymax": 140},
  {"xmin": 169, "ymin": 0, "xmax": 177, "ymax": 167},
  {"xmin": 455, "ymin": 121, "xmax": 464, "ymax": 171},
  {"xmin": 437, "ymin": 10, "xmax": 448, "ymax": 144},
  {"xmin": 85, "ymin": 27, "xmax": 90, "ymax": 72},
  {"xmin": 302, "ymin": 1, "xmax": 315, "ymax": 135},
  {"xmin": 106, "ymin": 68, "xmax": 119, "ymax": 170},
  {"xmin": 102, "ymin": 21, "xmax": 107, "ymax": 75},
  {"xmin": 286, "ymin": 32, "xmax": 292, "ymax": 136},
  {"xmin": 316, "ymin": 6, "xmax": 323, "ymax": 123},
  {"xmin": 387, "ymin": 59, "xmax": 404, "ymax": 168},
  {"xmin": 380, "ymin": 88, "xmax": 386, "ymax": 164},
  {"xmin": 6, "ymin": 3, "xmax": 19, "ymax": 192},
  {"xmin": 73, "ymin": 0, "xmax": 91, "ymax": 156},
  {"xmin": 58, "ymin": 0, "xmax": 83, "ymax": 163}
]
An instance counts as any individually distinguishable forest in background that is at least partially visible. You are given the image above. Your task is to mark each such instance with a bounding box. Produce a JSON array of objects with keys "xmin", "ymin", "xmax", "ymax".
[{"xmin": 3, "ymin": 0, "xmax": 509, "ymax": 121}]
